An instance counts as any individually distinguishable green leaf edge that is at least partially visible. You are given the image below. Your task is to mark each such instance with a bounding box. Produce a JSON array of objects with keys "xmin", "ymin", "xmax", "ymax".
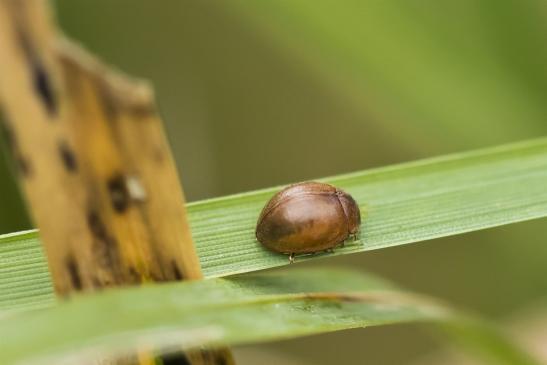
[{"xmin": 0, "ymin": 268, "xmax": 540, "ymax": 365}]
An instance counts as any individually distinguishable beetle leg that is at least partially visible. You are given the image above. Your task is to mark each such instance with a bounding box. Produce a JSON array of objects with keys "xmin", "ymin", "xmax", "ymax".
[
  {"xmin": 340, "ymin": 241, "xmax": 345, "ymax": 248},
  {"xmin": 325, "ymin": 248, "xmax": 335, "ymax": 254},
  {"xmin": 289, "ymin": 253, "xmax": 295, "ymax": 264}
]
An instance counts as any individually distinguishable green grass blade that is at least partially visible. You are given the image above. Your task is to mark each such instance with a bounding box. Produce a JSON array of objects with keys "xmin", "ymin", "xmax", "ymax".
[
  {"xmin": 2, "ymin": 137, "xmax": 547, "ymax": 312},
  {"xmin": 0, "ymin": 231, "xmax": 55, "ymax": 313},
  {"xmin": 0, "ymin": 269, "xmax": 538, "ymax": 365}
]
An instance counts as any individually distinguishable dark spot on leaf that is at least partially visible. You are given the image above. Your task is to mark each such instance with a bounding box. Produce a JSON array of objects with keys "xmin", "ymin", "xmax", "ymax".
[
  {"xmin": 87, "ymin": 210, "xmax": 119, "ymax": 271},
  {"xmin": 58, "ymin": 140, "xmax": 78, "ymax": 172},
  {"xmin": 17, "ymin": 28, "xmax": 57, "ymax": 117},
  {"xmin": 172, "ymin": 261, "xmax": 183, "ymax": 280},
  {"xmin": 66, "ymin": 255, "xmax": 82, "ymax": 290},
  {"xmin": 160, "ymin": 353, "xmax": 192, "ymax": 365},
  {"xmin": 32, "ymin": 61, "xmax": 57, "ymax": 116},
  {"xmin": 107, "ymin": 174, "xmax": 130, "ymax": 213}
]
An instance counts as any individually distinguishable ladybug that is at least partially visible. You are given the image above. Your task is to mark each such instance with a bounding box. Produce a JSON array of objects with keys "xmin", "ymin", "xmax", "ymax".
[{"xmin": 256, "ymin": 182, "xmax": 361, "ymax": 262}]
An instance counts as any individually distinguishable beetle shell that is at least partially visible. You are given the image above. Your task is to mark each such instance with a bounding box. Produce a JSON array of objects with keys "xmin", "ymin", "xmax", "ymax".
[{"xmin": 255, "ymin": 182, "xmax": 361, "ymax": 255}]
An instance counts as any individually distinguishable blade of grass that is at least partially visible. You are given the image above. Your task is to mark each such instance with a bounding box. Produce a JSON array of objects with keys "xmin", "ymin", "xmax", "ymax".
[
  {"xmin": 2, "ymin": 137, "xmax": 547, "ymax": 311},
  {"xmin": 0, "ymin": 269, "xmax": 539, "ymax": 365}
]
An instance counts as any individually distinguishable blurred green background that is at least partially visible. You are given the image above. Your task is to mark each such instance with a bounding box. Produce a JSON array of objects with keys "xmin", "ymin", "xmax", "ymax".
[{"xmin": 1, "ymin": 1, "xmax": 547, "ymax": 364}]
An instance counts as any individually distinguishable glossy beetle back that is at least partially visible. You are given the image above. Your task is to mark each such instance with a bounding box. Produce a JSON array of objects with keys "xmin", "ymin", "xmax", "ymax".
[{"xmin": 256, "ymin": 182, "xmax": 361, "ymax": 255}]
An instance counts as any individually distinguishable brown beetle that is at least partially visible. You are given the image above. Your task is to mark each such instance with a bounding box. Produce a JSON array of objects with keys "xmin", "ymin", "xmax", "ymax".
[{"xmin": 255, "ymin": 181, "xmax": 361, "ymax": 262}]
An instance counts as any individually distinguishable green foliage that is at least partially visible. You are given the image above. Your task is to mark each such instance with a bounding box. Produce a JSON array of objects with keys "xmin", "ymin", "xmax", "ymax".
[
  {"xmin": 228, "ymin": 0, "xmax": 547, "ymax": 150},
  {"xmin": 0, "ymin": 231, "xmax": 54, "ymax": 313},
  {"xmin": 1, "ymin": 2, "xmax": 546, "ymax": 364},
  {"xmin": 1, "ymin": 137, "xmax": 546, "ymax": 364},
  {"xmin": 0, "ymin": 269, "xmax": 539, "ymax": 365},
  {"xmin": 2, "ymin": 137, "xmax": 547, "ymax": 313}
]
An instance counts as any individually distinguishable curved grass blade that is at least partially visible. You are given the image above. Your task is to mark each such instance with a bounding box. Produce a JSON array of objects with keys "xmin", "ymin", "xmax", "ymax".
[
  {"xmin": 0, "ymin": 269, "xmax": 538, "ymax": 365},
  {"xmin": 2, "ymin": 137, "xmax": 547, "ymax": 312}
]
